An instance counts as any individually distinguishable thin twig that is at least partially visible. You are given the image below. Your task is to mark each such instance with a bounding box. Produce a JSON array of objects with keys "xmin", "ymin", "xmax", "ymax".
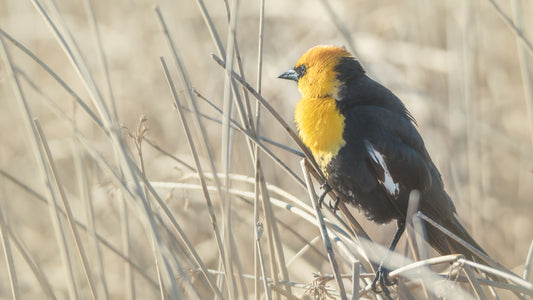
[
  {"xmin": 210, "ymin": 53, "xmax": 320, "ymax": 173},
  {"xmin": 524, "ymin": 240, "xmax": 533, "ymax": 281},
  {"xmin": 82, "ymin": 0, "xmax": 118, "ymax": 120},
  {"xmin": 301, "ymin": 159, "xmax": 347, "ymax": 300},
  {"xmin": 462, "ymin": 263, "xmax": 488, "ymax": 300},
  {"xmin": 459, "ymin": 259, "xmax": 533, "ymax": 291},
  {"xmin": 220, "ymin": 0, "xmax": 240, "ymax": 294},
  {"xmin": 317, "ymin": 0, "xmax": 358, "ymax": 58},
  {"xmin": 193, "ymin": 90, "xmax": 305, "ymax": 187},
  {"xmin": 0, "ymin": 169, "xmax": 160, "ymax": 289},
  {"xmin": 0, "ymin": 33, "xmax": 80, "ymax": 300},
  {"xmin": 351, "ymin": 261, "xmax": 360, "ymax": 300},
  {"xmin": 119, "ymin": 190, "xmax": 135, "ymax": 299},
  {"xmin": 6, "ymin": 226, "xmax": 57, "ymax": 299},
  {"xmin": 486, "ymin": 0, "xmax": 533, "ymax": 56},
  {"xmin": 159, "ymin": 57, "xmax": 226, "ymax": 299},
  {"xmin": 0, "ymin": 198, "xmax": 20, "ymax": 299},
  {"xmin": 510, "ymin": 0, "xmax": 533, "ymax": 146},
  {"xmin": 144, "ymin": 138, "xmax": 196, "ymax": 171},
  {"xmin": 211, "ymin": 57, "xmax": 334, "ymax": 288},
  {"xmin": 29, "ymin": 3, "xmax": 183, "ymax": 295},
  {"xmin": 31, "ymin": 0, "xmax": 113, "ymax": 127},
  {"xmin": 0, "ymin": 28, "xmax": 103, "ymax": 130},
  {"xmin": 417, "ymin": 212, "xmax": 510, "ymax": 272},
  {"xmin": 34, "ymin": 119, "xmax": 98, "ymax": 300},
  {"xmin": 255, "ymin": 222, "xmax": 271, "ymax": 299},
  {"xmin": 74, "ymin": 144, "xmax": 110, "ymax": 300}
]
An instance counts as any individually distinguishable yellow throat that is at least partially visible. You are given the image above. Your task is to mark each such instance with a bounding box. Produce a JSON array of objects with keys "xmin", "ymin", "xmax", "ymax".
[{"xmin": 295, "ymin": 97, "xmax": 346, "ymax": 170}]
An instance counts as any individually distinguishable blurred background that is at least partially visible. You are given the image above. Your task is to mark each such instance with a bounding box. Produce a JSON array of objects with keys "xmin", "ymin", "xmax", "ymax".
[{"xmin": 0, "ymin": 0, "xmax": 532, "ymax": 298}]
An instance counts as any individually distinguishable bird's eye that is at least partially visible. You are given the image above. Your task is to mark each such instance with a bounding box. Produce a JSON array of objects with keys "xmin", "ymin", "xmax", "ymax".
[{"xmin": 295, "ymin": 65, "xmax": 306, "ymax": 78}]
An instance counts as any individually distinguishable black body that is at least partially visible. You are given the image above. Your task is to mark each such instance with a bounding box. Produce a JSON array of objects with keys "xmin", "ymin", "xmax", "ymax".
[{"xmin": 328, "ymin": 57, "xmax": 485, "ymax": 259}]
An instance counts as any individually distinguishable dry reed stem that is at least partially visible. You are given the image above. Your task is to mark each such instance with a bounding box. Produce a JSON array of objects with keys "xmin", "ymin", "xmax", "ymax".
[
  {"xmin": 525, "ymin": 240, "xmax": 533, "ymax": 281},
  {"xmin": 0, "ymin": 28, "xmax": 103, "ymax": 129},
  {"xmin": 154, "ymin": 6, "xmax": 226, "ymax": 222},
  {"xmin": 1, "ymin": 0, "xmax": 532, "ymax": 298},
  {"xmin": 510, "ymin": 0, "xmax": 533, "ymax": 146},
  {"xmin": 27, "ymin": 3, "xmax": 184, "ymax": 296},
  {"xmin": 255, "ymin": 222, "xmax": 271, "ymax": 299},
  {"xmin": 418, "ymin": 212, "xmax": 510, "ymax": 273},
  {"xmin": 156, "ymin": 7, "xmax": 238, "ymax": 298},
  {"xmin": 75, "ymin": 133, "xmax": 183, "ymax": 299},
  {"xmin": 34, "ymin": 119, "xmax": 98, "ymax": 300},
  {"xmin": 192, "ymin": 90, "xmax": 306, "ymax": 186},
  {"xmin": 213, "ymin": 48, "xmax": 296, "ymax": 298},
  {"xmin": 350, "ymin": 261, "xmax": 360, "ymax": 300},
  {"xmin": 5, "ymin": 226, "xmax": 57, "ymax": 299},
  {"xmin": 463, "ymin": 263, "xmax": 488, "ymax": 300},
  {"xmin": 0, "ymin": 168, "xmax": 160, "ymax": 289},
  {"xmin": 130, "ymin": 117, "xmax": 169, "ymax": 300},
  {"xmin": 74, "ymin": 143, "xmax": 110, "ymax": 300},
  {"xmin": 0, "ymin": 189, "xmax": 20, "ymax": 299},
  {"xmin": 0, "ymin": 33, "xmax": 80, "ymax": 299},
  {"xmin": 152, "ymin": 178, "xmax": 327, "ymax": 263},
  {"xmin": 301, "ymin": 159, "xmax": 348, "ymax": 299},
  {"xmin": 159, "ymin": 57, "xmax": 225, "ymax": 298},
  {"xmin": 30, "ymin": 0, "xmax": 112, "ymax": 127},
  {"xmin": 81, "ymin": 0, "xmax": 118, "ymax": 120},
  {"xmin": 211, "ymin": 53, "xmax": 320, "ymax": 174},
  {"xmin": 118, "ymin": 188, "xmax": 135, "ymax": 299},
  {"xmin": 220, "ymin": 1, "xmax": 241, "ymax": 296},
  {"xmin": 487, "ymin": 0, "xmax": 533, "ymax": 56}
]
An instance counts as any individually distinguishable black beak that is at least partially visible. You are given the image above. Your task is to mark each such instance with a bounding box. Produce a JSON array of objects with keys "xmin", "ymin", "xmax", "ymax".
[{"xmin": 278, "ymin": 68, "xmax": 299, "ymax": 81}]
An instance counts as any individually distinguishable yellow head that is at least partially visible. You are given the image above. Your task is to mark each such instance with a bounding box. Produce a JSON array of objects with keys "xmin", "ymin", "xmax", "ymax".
[
  {"xmin": 279, "ymin": 45, "xmax": 354, "ymax": 170},
  {"xmin": 278, "ymin": 45, "xmax": 352, "ymax": 99}
]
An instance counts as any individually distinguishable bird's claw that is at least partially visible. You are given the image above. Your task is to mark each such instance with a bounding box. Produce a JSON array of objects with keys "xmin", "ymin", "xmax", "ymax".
[
  {"xmin": 318, "ymin": 183, "xmax": 332, "ymax": 208},
  {"xmin": 371, "ymin": 264, "xmax": 397, "ymax": 294},
  {"xmin": 318, "ymin": 183, "xmax": 340, "ymax": 212},
  {"xmin": 328, "ymin": 197, "xmax": 340, "ymax": 211}
]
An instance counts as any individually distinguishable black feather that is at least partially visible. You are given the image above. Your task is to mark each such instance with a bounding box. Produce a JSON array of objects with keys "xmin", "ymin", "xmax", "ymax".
[{"xmin": 327, "ymin": 57, "xmax": 492, "ymax": 264}]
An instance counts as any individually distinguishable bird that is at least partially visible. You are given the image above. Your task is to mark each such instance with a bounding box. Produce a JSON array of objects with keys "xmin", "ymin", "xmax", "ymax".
[{"xmin": 278, "ymin": 45, "xmax": 495, "ymax": 292}]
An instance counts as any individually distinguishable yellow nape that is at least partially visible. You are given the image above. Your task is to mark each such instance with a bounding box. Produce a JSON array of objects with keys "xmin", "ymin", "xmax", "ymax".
[{"xmin": 295, "ymin": 97, "xmax": 346, "ymax": 169}]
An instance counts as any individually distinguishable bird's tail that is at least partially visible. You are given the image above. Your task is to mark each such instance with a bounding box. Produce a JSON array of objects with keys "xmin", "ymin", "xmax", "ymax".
[
  {"xmin": 424, "ymin": 214, "xmax": 486, "ymax": 261},
  {"xmin": 424, "ymin": 214, "xmax": 511, "ymax": 278}
]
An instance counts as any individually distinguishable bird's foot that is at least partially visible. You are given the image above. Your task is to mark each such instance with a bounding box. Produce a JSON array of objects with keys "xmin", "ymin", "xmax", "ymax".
[
  {"xmin": 371, "ymin": 264, "xmax": 397, "ymax": 295},
  {"xmin": 328, "ymin": 196, "xmax": 340, "ymax": 211},
  {"xmin": 317, "ymin": 183, "xmax": 332, "ymax": 208},
  {"xmin": 318, "ymin": 183, "xmax": 340, "ymax": 212}
]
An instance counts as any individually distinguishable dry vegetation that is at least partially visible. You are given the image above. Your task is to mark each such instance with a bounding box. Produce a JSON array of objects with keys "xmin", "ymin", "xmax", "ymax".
[{"xmin": 0, "ymin": 0, "xmax": 533, "ymax": 299}]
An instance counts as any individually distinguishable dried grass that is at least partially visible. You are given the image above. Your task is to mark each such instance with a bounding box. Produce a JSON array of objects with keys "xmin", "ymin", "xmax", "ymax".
[{"xmin": 0, "ymin": 0, "xmax": 532, "ymax": 299}]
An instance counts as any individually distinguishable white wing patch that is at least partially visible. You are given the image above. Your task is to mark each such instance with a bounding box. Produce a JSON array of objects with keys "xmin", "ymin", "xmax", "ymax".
[{"xmin": 365, "ymin": 142, "xmax": 400, "ymax": 199}]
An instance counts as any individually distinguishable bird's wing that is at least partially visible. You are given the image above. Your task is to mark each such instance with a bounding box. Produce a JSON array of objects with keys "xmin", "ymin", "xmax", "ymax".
[
  {"xmin": 364, "ymin": 140, "xmax": 400, "ymax": 199},
  {"xmin": 356, "ymin": 105, "xmax": 458, "ymax": 221},
  {"xmin": 352, "ymin": 106, "xmax": 433, "ymax": 195}
]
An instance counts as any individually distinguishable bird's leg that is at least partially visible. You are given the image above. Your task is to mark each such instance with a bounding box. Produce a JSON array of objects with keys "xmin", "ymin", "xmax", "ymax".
[
  {"xmin": 317, "ymin": 182, "xmax": 332, "ymax": 208},
  {"xmin": 371, "ymin": 220, "xmax": 406, "ymax": 294}
]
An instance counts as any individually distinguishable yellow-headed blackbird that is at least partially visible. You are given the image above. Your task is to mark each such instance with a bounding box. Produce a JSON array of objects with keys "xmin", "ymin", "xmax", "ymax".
[{"xmin": 279, "ymin": 45, "xmax": 490, "ymax": 291}]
